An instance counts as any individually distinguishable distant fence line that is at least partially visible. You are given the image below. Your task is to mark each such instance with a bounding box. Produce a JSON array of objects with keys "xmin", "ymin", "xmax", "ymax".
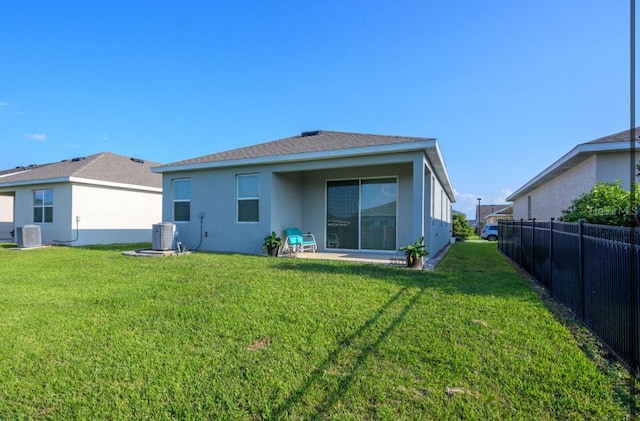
[{"xmin": 498, "ymin": 219, "xmax": 640, "ymax": 371}]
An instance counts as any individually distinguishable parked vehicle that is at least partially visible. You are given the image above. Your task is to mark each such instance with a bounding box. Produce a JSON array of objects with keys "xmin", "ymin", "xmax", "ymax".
[{"xmin": 481, "ymin": 224, "xmax": 499, "ymax": 241}]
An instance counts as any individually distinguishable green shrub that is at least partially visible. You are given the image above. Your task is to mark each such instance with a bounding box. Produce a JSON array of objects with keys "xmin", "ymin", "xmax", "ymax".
[
  {"xmin": 559, "ymin": 180, "xmax": 639, "ymax": 226},
  {"xmin": 452, "ymin": 213, "xmax": 474, "ymax": 239}
]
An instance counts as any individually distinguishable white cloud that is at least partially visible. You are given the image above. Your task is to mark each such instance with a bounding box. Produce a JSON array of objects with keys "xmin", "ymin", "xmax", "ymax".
[
  {"xmin": 454, "ymin": 189, "xmax": 477, "ymax": 201},
  {"xmin": 0, "ymin": 102, "xmax": 8, "ymax": 108},
  {"xmin": 454, "ymin": 189, "xmax": 480, "ymax": 219},
  {"xmin": 493, "ymin": 188, "xmax": 514, "ymax": 204},
  {"xmin": 100, "ymin": 134, "xmax": 109, "ymax": 141},
  {"xmin": 25, "ymin": 133, "xmax": 46, "ymax": 142}
]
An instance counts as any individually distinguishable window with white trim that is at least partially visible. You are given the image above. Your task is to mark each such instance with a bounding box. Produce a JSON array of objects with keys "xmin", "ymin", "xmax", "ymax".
[
  {"xmin": 33, "ymin": 189, "xmax": 53, "ymax": 223},
  {"xmin": 173, "ymin": 179, "xmax": 190, "ymax": 222},
  {"xmin": 237, "ymin": 174, "xmax": 259, "ymax": 222}
]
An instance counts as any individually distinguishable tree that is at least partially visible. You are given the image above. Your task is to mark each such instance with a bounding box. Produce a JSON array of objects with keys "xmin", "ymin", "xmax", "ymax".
[
  {"xmin": 559, "ymin": 180, "xmax": 639, "ymax": 226},
  {"xmin": 452, "ymin": 213, "xmax": 474, "ymax": 239}
]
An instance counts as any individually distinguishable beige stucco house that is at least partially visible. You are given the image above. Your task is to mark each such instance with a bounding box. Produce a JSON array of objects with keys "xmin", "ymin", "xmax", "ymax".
[
  {"xmin": 507, "ymin": 128, "xmax": 639, "ymax": 220},
  {"xmin": 152, "ymin": 130, "xmax": 456, "ymax": 256},
  {"xmin": 0, "ymin": 152, "xmax": 162, "ymax": 246},
  {"xmin": 484, "ymin": 205, "xmax": 513, "ymax": 225}
]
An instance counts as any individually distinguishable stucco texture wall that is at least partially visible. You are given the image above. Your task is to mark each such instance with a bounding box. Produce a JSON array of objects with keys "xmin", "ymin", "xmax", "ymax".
[
  {"xmin": 11, "ymin": 183, "xmax": 71, "ymax": 244},
  {"xmin": 596, "ymin": 152, "xmax": 639, "ymax": 189},
  {"xmin": 161, "ymin": 150, "xmax": 454, "ymax": 255},
  {"xmin": 71, "ymin": 183, "xmax": 162, "ymax": 246},
  {"xmin": 512, "ymin": 156, "xmax": 596, "ymax": 220}
]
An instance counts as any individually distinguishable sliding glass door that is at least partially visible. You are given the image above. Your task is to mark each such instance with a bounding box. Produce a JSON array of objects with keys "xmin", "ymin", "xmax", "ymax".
[{"xmin": 326, "ymin": 178, "xmax": 397, "ymax": 250}]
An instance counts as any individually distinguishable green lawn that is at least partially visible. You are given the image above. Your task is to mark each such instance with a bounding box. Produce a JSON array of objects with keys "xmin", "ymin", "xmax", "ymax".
[{"xmin": 0, "ymin": 242, "xmax": 630, "ymax": 419}]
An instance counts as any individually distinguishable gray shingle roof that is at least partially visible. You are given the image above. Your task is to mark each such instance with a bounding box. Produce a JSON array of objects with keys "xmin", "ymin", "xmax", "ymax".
[
  {"xmin": 0, "ymin": 152, "xmax": 162, "ymax": 188},
  {"xmin": 159, "ymin": 130, "xmax": 435, "ymax": 168},
  {"xmin": 585, "ymin": 126, "xmax": 640, "ymax": 144}
]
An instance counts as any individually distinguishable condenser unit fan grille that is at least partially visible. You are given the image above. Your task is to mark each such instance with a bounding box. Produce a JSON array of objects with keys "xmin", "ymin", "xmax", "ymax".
[
  {"xmin": 152, "ymin": 223, "xmax": 175, "ymax": 250},
  {"xmin": 17, "ymin": 225, "xmax": 42, "ymax": 248}
]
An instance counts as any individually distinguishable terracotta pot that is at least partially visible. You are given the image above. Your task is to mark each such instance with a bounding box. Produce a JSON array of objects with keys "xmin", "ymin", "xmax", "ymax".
[{"xmin": 407, "ymin": 255, "xmax": 423, "ymax": 269}]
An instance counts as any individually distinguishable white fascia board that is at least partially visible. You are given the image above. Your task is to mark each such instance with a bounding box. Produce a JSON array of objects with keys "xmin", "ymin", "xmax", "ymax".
[
  {"xmin": 0, "ymin": 169, "xmax": 28, "ymax": 179},
  {"xmin": 506, "ymin": 140, "xmax": 637, "ymax": 201},
  {"xmin": 0, "ymin": 176, "xmax": 161, "ymax": 193},
  {"xmin": 0, "ymin": 176, "xmax": 70, "ymax": 189},
  {"xmin": 151, "ymin": 140, "xmax": 437, "ymax": 173},
  {"xmin": 484, "ymin": 205, "xmax": 513, "ymax": 220},
  {"xmin": 69, "ymin": 177, "xmax": 162, "ymax": 192},
  {"xmin": 424, "ymin": 141, "xmax": 456, "ymax": 203}
]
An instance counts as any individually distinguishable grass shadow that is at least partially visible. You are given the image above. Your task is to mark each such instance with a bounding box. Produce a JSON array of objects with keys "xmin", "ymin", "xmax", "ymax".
[
  {"xmin": 273, "ymin": 259, "xmax": 428, "ymax": 287},
  {"xmin": 272, "ymin": 249, "xmax": 533, "ymax": 299},
  {"xmin": 270, "ymin": 284, "xmax": 425, "ymax": 418}
]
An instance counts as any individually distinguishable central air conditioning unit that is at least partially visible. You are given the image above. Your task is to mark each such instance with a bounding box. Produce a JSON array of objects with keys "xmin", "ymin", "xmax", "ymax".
[
  {"xmin": 16, "ymin": 225, "xmax": 42, "ymax": 248},
  {"xmin": 152, "ymin": 222, "xmax": 175, "ymax": 251}
]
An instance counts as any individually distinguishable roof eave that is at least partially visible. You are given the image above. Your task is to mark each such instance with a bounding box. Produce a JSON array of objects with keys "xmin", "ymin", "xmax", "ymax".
[
  {"xmin": 484, "ymin": 205, "xmax": 513, "ymax": 219},
  {"xmin": 0, "ymin": 176, "xmax": 161, "ymax": 192},
  {"xmin": 425, "ymin": 141, "xmax": 456, "ymax": 203},
  {"xmin": 152, "ymin": 140, "xmax": 438, "ymax": 173},
  {"xmin": 506, "ymin": 140, "xmax": 636, "ymax": 201},
  {"xmin": 0, "ymin": 176, "xmax": 71, "ymax": 189},
  {"xmin": 68, "ymin": 177, "xmax": 162, "ymax": 192}
]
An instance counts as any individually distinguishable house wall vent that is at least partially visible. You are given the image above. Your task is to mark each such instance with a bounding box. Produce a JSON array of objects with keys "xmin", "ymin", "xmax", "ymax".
[
  {"xmin": 16, "ymin": 225, "xmax": 42, "ymax": 248},
  {"xmin": 301, "ymin": 130, "xmax": 321, "ymax": 137},
  {"xmin": 152, "ymin": 222, "xmax": 175, "ymax": 250}
]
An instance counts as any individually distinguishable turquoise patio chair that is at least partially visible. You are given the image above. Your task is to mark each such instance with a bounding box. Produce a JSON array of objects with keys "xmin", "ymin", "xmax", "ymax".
[{"xmin": 283, "ymin": 227, "xmax": 317, "ymax": 253}]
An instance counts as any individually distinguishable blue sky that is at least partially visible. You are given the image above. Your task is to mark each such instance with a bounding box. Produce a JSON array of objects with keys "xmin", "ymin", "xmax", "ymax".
[{"xmin": 0, "ymin": 1, "xmax": 634, "ymax": 218}]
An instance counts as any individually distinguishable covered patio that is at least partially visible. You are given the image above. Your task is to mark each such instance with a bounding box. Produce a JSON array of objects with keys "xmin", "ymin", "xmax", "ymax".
[
  {"xmin": 286, "ymin": 250, "xmax": 403, "ymax": 266},
  {"xmin": 283, "ymin": 243, "xmax": 452, "ymax": 270}
]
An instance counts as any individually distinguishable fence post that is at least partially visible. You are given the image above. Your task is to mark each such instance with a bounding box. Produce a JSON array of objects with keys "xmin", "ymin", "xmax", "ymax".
[
  {"xmin": 549, "ymin": 218, "xmax": 554, "ymax": 295},
  {"xmin": 519, "ymin": 218, "xmax": 524, "ymax": 265},
  {"xmin": 578, "ymin": 218, "xmax": 586, "ymax": 319},
  {"xmin": 531, "ymin": 218, "xmax": 536, "ymax": 279}
]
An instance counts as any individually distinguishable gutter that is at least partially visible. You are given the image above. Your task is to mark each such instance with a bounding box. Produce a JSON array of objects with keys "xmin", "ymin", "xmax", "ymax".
[{"xmin": 506, "ymin": 140, "xmax": 638, "ymax": 201}]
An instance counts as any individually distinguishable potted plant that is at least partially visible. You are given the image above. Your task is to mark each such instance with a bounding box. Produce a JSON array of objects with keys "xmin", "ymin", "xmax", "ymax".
[
  {"xmin": 399, "ymin": 236, "xmax": 428, "ymax": 268},
  {"xmin": 263, "ymin": 231, "xmax": 282, "ymax": 257}
]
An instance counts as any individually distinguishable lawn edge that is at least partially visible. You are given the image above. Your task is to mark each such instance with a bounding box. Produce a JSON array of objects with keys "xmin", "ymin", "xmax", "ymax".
[{"xmin": 497, "ymin": 249, "xmax": 635, "ymax": 412}]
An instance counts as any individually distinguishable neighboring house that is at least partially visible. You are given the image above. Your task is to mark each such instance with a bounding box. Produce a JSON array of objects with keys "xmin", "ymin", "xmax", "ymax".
[
  {"xmin": 0, "ymin": 167, "xmax": 20, "ymax": 239},
  {"xmin": 152, "ymin": 130, "xmax": 456, "ymax": 256},
  {"xmin": 475, "ymin": 204, "xmax": 509, "ymax": 231},
  {"xmin": 484, "ymin": 205, "xmax": 513, "ymax": 225},
  {"xmin": 507, "ymin": 127, "xmax": 640, "ymax": 220},
  {"xmin": 0, "ymin": 152, "xmax": 162, "ymax": 246},
  {"xmin": 477, "ymin": 204, "xmax": 509, "ymax": 223}
]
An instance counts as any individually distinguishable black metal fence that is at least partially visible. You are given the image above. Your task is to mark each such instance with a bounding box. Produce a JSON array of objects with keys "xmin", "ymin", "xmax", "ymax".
[{"xmin": 498, "ymin": 219, "xmax": 640, "ymax": 371}]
